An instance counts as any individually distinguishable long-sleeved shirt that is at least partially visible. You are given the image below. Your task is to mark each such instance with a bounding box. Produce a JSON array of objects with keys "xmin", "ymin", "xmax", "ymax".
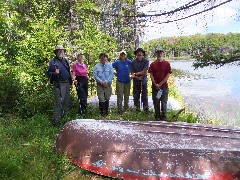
[
  {"xmin": 94, "ymin": 62, "xmax": 114, "ymax": 84},
  {"xmin": 47, "ymin": 57, "xmax": 72, "ymax": 84}
]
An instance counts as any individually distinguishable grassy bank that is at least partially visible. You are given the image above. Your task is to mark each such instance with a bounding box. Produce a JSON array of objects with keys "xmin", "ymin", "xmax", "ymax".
[{"xmin": 0, "ymin": 113, "xmax": 117, "ymax": 180}]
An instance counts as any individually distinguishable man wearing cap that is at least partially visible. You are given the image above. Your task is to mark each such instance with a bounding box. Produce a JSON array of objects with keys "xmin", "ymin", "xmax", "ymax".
[
  {"xmin": 148, "ymin": 49, "xmax": 172, "ymax": 120},
  {"xmin": 47, "ymin": 45, "xmax": 72, "ymax": 126},
  {"xmin": 94, "ymin": 53, "xmax": 114, "ymax": 116},
  {"xmin": 112, "ymin": 50, "xmax": 132, "ymax": 114},
  {"xmin": 131, "ymin": 48, "xmax": 149, "ymax": 114},
  {"xmin": 72, "ymin": 52, "xmax": 91, "ymax": 115}
]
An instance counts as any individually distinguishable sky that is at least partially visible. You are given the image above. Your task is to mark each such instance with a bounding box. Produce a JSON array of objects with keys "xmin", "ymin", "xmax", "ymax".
[{"xmin": 139, "ymin": 0, "xmax": 240, "ymax": 41}]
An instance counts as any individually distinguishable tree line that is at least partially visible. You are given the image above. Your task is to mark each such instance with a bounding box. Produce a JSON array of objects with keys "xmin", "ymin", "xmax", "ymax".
[{"xmin": 142, "ymin": 33, "xmax": 240, "ymax": 68}]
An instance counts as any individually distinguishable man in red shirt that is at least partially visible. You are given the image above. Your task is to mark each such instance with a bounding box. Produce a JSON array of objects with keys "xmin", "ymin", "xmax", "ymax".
[{"xmin": 148, "ymin": 49, "xmax": 172, "ymax": 120}]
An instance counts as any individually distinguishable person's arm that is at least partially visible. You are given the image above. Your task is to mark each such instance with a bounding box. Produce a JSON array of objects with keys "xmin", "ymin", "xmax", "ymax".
[
  {"xmin": 130, "ymin": 61, "xmax": 139, "ymax": 79},
  {"xmin": 47, "ymin": 58, "xmax": 58, "ymax": 79},
  {"xmin": 72, "ymin": 71, "xmax": 78, "ymax": 84},
  {"xmin": 150, "ymin": 72, "xmax": 160, "ymax": 90},
  {"xmin": 130, "ymin": 63, "xmax": 134, "ymax": 79},
  {"xmin": 134, "ymin": 68, "xmax": 147, "ymax": 76},
  {"xmin": 158, "ymin": 73, "xmax": 171, "ymax": 87},
  {"xmin": 107, "ymin": 64, "xmax": 114, "ymax": 84},
  {"xmin": 112, "ymin": 61, "xmax": 117, "ymax": 76},
  {"xmin": 93, "ymin": 64, "xmax": 102, "ymax": 84},
  {"xmin": 87, "ymin": 74, "xmax": 91, "ymax": 81},
  {"xmin": 134, "ymin": 59, "xmax": 149, "ymax": 77},
  {"xmin": 71, "ymin": 64, "xmax": 76, "ymax": 82},
  {"xmin": 150, "ymin": 73, "xmax": 157, "ymax": 86},
  {"xmin": 65, "ymin": 59, "xmax": 73, "ymax": 85}
]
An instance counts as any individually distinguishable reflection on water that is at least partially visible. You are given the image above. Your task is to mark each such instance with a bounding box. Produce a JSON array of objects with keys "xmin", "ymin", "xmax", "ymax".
[{"xmin": 171, "ymin": 60, "xmax": 240, "ymax": 126}]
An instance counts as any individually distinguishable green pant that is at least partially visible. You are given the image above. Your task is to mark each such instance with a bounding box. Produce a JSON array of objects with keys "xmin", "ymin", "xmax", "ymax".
[{"xmin": 116, "ymin": 81, "xmax": 131, "ymax": 111}]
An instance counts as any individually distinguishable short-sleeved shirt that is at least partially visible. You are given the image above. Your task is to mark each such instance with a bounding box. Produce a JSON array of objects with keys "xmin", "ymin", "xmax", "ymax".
[
  {"xmin": 148, "ymin": 60, "xmax": 172, "ymax": 89},
  {"xmin": 112, "ymin": 59, "xmax": 132, "ymax": 84},
  {"xmin": 131, "ymin": 58, "xmax": 149, "ymax": 85},
  {"xmin": 72, "ymin": 62, "xmax": 88, "ymax": 77}
]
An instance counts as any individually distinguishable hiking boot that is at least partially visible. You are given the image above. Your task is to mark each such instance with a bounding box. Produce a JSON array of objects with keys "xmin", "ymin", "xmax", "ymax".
[
  {"xmin": 161, "ymin": 114, "xmax": 167, "ymax": 121},
  {"xmin": 105, "ymin": 100, "xmax": 109, "ymax": 116},
  {"xmin": 145, "ymin": 110, "xmax": 150, "ymax": 116},
  {"xmin": 136, "ymin": 107, "xmax": 141, "ymax": 113},
  {"xmin": 99, "ymin": 102, "xmax": 106, "ymax": 116},
  {"xmin": 155, "ymin": 117, "xmax": 162, "ymax": 121},
  {"xmin": 52, "ymin": 120, "xmax": 60, "ymax": 127}
]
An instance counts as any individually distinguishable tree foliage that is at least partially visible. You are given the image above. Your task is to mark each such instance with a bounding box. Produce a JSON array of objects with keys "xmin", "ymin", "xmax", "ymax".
[{"xmin": 0, "ymin": 0, "xmax": 118, "ymax": 116}]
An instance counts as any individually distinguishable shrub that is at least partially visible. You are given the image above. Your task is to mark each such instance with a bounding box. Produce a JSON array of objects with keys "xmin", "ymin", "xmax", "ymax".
[{"xmin": 0, "ymin": 67, "xmax": 20, "ymax": 114}]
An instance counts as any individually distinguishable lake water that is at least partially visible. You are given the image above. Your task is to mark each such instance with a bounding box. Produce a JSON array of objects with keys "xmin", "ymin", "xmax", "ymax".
[{"xmin": 170, "ymin": 60, "xmax": 240, "ymax": 126}]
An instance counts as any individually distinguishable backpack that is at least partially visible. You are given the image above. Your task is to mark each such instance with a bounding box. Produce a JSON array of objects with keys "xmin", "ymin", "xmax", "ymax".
[{"xmin": 49, "ymin": 58, "xmax": 56, "ymax": 84}]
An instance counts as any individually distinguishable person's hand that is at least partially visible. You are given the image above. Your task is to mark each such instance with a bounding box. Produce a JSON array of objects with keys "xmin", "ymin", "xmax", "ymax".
[
  {"xmin": 138, "ymin": 76, "xmax": 143, "ymax": 80},
  {"xmin": 55, "ymin": 68, "xmax": 60, "ymax": 75},
  {"xmin": 74, "ymin": 80, "xmax": 78, "ymax": 84},
  {"xmin": 101, "ymin": 81, "xmax": 107, "ymax": 87},
  {"xmin": 155, "ymin": 83, "xmax": 160, "ymax": 90},
  {"xmin": 131, "ymin": 73, "xmax": 136, "ymax": 79},
  {"xmin": 158, "ymin": 82, "xmax": 163, "ymax": 88}
]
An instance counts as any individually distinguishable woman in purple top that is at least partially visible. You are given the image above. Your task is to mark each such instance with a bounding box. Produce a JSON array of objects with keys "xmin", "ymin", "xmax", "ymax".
[{"xmin": 72, "ymin": 52, "xmax": 91, "ymax": 115}]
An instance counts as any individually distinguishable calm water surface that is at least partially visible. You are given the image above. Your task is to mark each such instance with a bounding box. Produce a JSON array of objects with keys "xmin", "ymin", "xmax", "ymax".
[{"xmin": 170, "ymin": 60, "xmax": 240, "ymax": 126}]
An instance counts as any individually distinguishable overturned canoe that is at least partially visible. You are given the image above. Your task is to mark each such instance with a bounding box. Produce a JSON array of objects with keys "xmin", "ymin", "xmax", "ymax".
[{"xmin": 54, "ymin": 119, "xmax": 240, "ymax": 180}]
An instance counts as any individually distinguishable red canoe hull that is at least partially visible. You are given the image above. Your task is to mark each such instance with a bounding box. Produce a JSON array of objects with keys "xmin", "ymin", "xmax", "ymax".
[{"xmin": 54, "ymin": 120, "xmax": 240, "ymax": 179}]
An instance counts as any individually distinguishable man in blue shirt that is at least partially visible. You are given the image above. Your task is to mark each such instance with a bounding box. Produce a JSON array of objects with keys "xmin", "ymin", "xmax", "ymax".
[
  {"xmin": 47, "ymin": 45, "xmax": 72, "ymax": 126},
  {"xmin": 94, "ymin": 53, "xmax": 114, "ymax": 116},
  {"xmin": 112, "ymin": 50, "xmax": 132, "ymax": 114}
]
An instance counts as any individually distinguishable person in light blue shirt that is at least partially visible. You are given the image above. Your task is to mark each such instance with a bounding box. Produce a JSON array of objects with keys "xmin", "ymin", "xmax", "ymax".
[
  {"xmin": 94, "ymin": 52, "xmax": 114, "ymax": 116},
  {"xmin": 112, "ymin": 50, "xmax": 132, "ymax": 113}
]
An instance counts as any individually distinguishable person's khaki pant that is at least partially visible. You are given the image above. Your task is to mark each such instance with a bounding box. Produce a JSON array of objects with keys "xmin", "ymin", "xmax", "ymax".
[
  {"xmin": 116, "ymin": 81, "xmax": 131, "ymax": 111},
  {"xmin": 97, "ymin": 83, "xmax": 112, "ymax": 102}
]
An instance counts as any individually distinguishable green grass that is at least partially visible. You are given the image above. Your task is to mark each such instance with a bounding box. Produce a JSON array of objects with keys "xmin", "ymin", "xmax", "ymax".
[{"xmin": 0, "ymin": 113, "xmax": 119, "ymax": 180}]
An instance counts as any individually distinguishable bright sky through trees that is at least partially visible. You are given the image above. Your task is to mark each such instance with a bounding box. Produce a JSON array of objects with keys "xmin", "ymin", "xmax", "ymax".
[{"xmin": 139, "ymin": 0, "xmax": 240, "ymax": 41}]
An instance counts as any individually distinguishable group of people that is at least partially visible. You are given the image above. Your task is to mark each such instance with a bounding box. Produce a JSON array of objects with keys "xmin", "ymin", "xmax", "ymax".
[{"xmin": 47, "ymin": 45, "xmax": 172, "ymax": 126}]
